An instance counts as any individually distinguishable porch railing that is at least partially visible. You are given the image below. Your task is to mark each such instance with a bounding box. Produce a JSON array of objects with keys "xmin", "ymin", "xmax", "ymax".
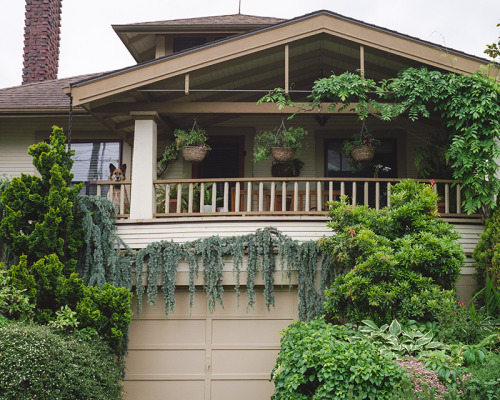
[
  {"xmin": 95, "ymin": 180, "xmax": 132, "ymax": 218},
  {"xmin": 144, "ymin": 178, "xmax": 469, "ymax": 218}
]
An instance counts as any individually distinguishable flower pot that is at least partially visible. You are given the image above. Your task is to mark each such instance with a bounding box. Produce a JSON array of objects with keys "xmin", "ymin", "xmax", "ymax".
[
  {"xmin": 350, "ymin": 145, "xmax": 375, "ymax": 163},
  {"xmin": 270, "ymin": 147, "xmax": 295, "ymax": 163},
  {"xmin": 182, "ymin": 146, "xmax": 208, "ymax": 163}
]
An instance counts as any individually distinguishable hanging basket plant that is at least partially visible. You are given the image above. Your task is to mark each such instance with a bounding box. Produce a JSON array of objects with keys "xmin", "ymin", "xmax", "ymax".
[
  {"xmin": 253, "ymin": 119, "xmax": 308, "ymax": 163},
  {"xmin": 164, "ymin": 118, "xmax": 211, "ymax": 164},
  {"xmin": 343, "ymin": 122, "xmax": 380, "ymax": 164}
]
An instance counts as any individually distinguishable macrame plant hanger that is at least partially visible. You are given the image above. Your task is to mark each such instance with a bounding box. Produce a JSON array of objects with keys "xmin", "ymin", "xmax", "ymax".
[{"xmin": 190, "ymin": 117, "xmax": 199, "ymax": 135}]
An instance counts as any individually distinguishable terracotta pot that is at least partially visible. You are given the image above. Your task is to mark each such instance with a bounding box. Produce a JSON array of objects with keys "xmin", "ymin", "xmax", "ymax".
[
  {"xmin": 350, "ymin": 145, "xmax": 375, "ymax": 163},
  {"xmin": 182, "ymin": 146, "xmax": 208, "ymax": 163},
  {"xmin": 270, "ymin": 147, "xmax": 295, "ymax": 163}
]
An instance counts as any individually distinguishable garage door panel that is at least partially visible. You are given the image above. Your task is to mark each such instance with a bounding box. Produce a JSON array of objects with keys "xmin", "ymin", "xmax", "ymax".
[
  {"xmin": 212, "ymin": 319, "xmax": 292, "ymax": 345},
  {"xmin": 124, "ymin": 380, "xmax": 204, "ymax": 400},
  {"xmin": 210, "ymin": 289, "xmax": 298, "ymax": 317},
  {"xmin": 126, "ymin": 349, "xmax": 205, "ymax": 375},
  {"xmin": 131, "ymin": 291, "xmax": 208, "ymax": 319},
  {"xmin": 129, "ymin": 319, "xmax": 206, "ymax": 346},
  {"xmin": 211, "ymin": 379, "xmax": 274, "ymax": 400},
  {"xmin": 211, "ymin": 349, "xmax": 280, "ymax": 374}
]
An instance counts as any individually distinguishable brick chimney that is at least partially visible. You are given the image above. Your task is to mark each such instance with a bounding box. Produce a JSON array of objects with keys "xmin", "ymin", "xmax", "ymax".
[{"xmin": 22, "ymin": 0, "xmax": 63, "ymax": 84}]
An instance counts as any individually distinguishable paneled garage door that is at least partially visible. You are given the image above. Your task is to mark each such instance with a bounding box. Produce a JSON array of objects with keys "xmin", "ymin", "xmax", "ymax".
[{"xmin": 124, "ymin": 288, "xmax": 298, "ymax": 400}]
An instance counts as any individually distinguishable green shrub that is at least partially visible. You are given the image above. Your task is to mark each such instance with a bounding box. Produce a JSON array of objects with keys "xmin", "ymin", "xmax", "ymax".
[
  {"xmin": 0, "ymin": 323, "xmax": 123, "ymax": 400},
  {"xmin": 0, "ymin": 126, "xmax": 83, "ymax": 271},
  {"xmin": 271, "ymin": 318, "xmax": 404, "ymax": 399},
  {"xmin": 7, "ymin": 254, "xmax": 132, "ymax": 357},
  {"xmin": 462, "ymin": 352, "xmax": 500, "ymax": 399},
  {"xmin": 321, "ymin": 180, "xmax": 465, "ymax": 325}
]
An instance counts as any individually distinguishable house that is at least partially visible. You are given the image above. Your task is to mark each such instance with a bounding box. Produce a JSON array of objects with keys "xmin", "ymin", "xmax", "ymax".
[{"xmin": 0, "ymin": 2, "xmax": 489, "ymax": 399}]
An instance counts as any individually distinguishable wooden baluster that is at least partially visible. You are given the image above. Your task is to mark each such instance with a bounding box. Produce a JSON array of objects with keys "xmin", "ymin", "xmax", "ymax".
[
  {"xmin": 352, "ymin": 182, "xmax": 357, "ymax": 205},
  {"xmin": 270, "ymin": 182, "xmax": 276, "ymax": 211},
  {"xmin": 247, "ymin": 182, "xmax": 252, "ymax": 211},
  {"xmin": 305, "ymin": 182, "xmax": 310, "ymax": 211},
  {"xmin": 294, "ymin": 181, "xmax": 299, "ymax": 211},
  {"xmin": 258, "ymin": 182, "xmax": 264, "ymax": 212},
  {"xmin": 235, "ymin": 182, "xmax": 241, "ymax": 212},
  {"xmin": 375, "ymin": 182, "xmax": 380, "ymax": 210},
  {"xmin": 387, "ymin": 183, "xmax": 391, "ymax": 207},
  {"xmin": 96, "ymin": 184, "xmax": 101, "ymax": 196},
  {"xmin": 224, "ymin": 182, "xmax": 229, "ymax": 212},
  {"xmin": 340, "ymin": 181, "xmax": 345, "ymax": 197},
  {"xmin": 281, "ymin": 182, "xmax": 287, "ymax": 211},
  {"xmin": 364, "ymin": 181, "xmax": 369, "ymax": 206},
  {"xmin": 176, "ymin": 183, "xmax": 182, "ymax": 213},
  {"xmin": 200, "ymin": 183, "xmax": 205, "ymax": 211},
  {"xmin": 212, "ymin": 183, "xmax": 217, "ymax": 212},
  {"xmin": 120, "ymin": 184, "xmax": 125, "ymax": 215},
  {"xmin": 445, "ymin": 183, "xmax": 450, "ymax": 214},
  {"xmin": 165, "ymin": 184, "xmax": 171, "ymax": 214},
  {"xmin": 329, "ymin": 181, "xmax": 333, "ymax": 203},
  {"xmin": 317, "ymin": 181, "xmax": 322, "ymax": 211},
  {"xmin": 456, "ymin": 184, "xmax": 461, "ymax": 214},
  {"xmin": 188, "ymin": 183, "xmax": 194, "ymax": 213}
]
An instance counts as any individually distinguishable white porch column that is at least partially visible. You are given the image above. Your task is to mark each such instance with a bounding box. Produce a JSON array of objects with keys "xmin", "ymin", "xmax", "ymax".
[{"xmin": 130, "ymin": 112, "xmax": 158, "ymax": 220}]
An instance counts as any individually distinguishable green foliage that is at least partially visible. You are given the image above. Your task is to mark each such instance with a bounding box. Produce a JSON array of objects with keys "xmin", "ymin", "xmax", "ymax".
[
  {"xmin": 322, "ymin": 180, "xmax": 464, "ymax": 325},
  {"xmin": 473, "ymin": 198, "xmax": 500, "ymax": 291},
  {"xmin": 253, "ymin": 125, "xmax": 308, "ymax": 162},
  {"xmin": 135, "ymin": 228, "xmax": 333, "ymax": 320},
  {"xmin": 485, "ymin": 23, "xmax": 500, "ymax": 61},
  {"xmin": 0, "ymin": 323, "xmax": 124, "ymax": 400},
  {"xmin": 0, "ymin": 266, "xmax": 34, "ymax": 321},
  {"xmin": 0, "ymin": 126, "xmax": 84, "ymax": 271},
  {"xmin": 77, "ymin": 195, "xmax": 132, "ymax": 289},
  {"xmin": 7, "ymin": 255, "xmax": 132, "ymax": 357},
  {"xmin": 271, "ymin": 318, "xmax": 405, "ymax": 400},
  {"xmin": 0, "ymin": 175, "xmax": 10, "ymax": 263},
  {"xmin": 358, "ymin": 319, "xmax": 446, "ymax": 359},
  {"xmin": 462, "ymin": 352, "xmax": 500, "ymax": 399},
  {"xmin": 48, "ymin": 305, "xmax": 79, "ymax": 330}
]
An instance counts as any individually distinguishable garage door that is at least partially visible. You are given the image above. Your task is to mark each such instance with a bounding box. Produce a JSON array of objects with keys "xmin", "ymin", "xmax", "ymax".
[{"xmin": 124, "ymin": 288, "xmax": 298, "ymax": 400}]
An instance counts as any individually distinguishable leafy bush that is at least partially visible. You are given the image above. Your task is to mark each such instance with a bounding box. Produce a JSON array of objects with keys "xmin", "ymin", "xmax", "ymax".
[
  {"xmin": 321, "ymin": 180, "xmax": 464, "ymax": 325},
  {"xmin": 473, "ymin": 198, "xmax": 500, "ymax": 292},
  {"xmin": 271, "ymin": 318, "xmax": 404, "ymax": 399},
  {"xmin": 0, "ymin": 266, "xmax": 34, "ymax": 321},
  {"xmin": 0, "ymin": 323, "xmax": 123, "ymax": 400},
  {"xmin": 462, "ymin": 352, "xmax": 500, "ymax": 399},
  {"xmin": 0, "ymin": 126, "xmax": 83, "ymax": 271},
  {"xmin": 7, "ymin": 254, "xmax": 132, "ymax": 357}
]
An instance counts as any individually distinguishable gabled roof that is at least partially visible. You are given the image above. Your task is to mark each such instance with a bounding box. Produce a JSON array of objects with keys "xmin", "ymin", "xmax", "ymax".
[{"xmin": 68, "ymin": 10, "xmax": 489, "ymax": 107}]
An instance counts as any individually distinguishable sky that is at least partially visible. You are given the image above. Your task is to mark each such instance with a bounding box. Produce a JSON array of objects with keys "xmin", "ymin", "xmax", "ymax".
[{"xmin": 1, "ymin": 0, "xmax": 499, "ymax": 89}]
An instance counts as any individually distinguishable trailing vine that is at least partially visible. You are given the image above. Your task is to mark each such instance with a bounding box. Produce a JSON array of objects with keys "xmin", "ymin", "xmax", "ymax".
[
  {"xmin": 76, "ymin": 195, "xmax": 132, "ymax": 290},
  {"xmin": 134, "ymin": 227, "xmax": 334, "ymax": 321}
]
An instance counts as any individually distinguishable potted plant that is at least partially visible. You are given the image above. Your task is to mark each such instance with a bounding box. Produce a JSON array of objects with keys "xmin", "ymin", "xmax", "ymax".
[
  {"xmin": 201, "ymin": 183, "xmax": 223, "ymax": 212},
  {"xmin": 161, "ymin": 120, "xmax": 211, "ymax": 164},
  {"xmin": 343, "ymin": 123, "xmax": 380, "ymax": 164},
  {"xmin": 253, "ymin": 120, "xmax": 308, "ymax": 163}
]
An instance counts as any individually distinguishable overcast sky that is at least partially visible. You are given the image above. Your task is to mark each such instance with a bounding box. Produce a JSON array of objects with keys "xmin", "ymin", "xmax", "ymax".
[{"xmin": 1, "ymin": 0, "xmax": 499, "ymax": 89}]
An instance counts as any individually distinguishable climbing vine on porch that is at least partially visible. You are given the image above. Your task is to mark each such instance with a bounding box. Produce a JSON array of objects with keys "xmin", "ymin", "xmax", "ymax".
[
  {"xmin": 260, "ymin": 67, "xmax": 500, "ymax": 215},
  {"xmin": 134, "ymin": 227, "xmax": 334, "ymax": 321}
]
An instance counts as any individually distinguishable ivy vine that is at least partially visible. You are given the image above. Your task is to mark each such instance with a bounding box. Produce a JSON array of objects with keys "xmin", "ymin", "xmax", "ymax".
[{"xmin": 134, "ymin": 227, "xmax": 334, "ymax": 321}]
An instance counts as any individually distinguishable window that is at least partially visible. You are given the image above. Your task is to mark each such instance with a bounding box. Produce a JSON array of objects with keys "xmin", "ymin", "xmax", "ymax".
[{"xmin": 70, "ymin": 141, "xmax": 121, "ymax": 195}]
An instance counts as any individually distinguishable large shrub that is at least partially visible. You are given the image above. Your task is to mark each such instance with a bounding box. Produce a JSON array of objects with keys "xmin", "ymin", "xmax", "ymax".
[
  {"xmin": 271, "ymin": 318, "xmax": 404, "ymax": 399},
  {"xmin": 321, "ymin": 180, "xmax": 465, "ymax": 325},
  {"xmin": 0, "ymin": 126, "xmax": 83, "ymax": 271},
  {"xmin": 473, "ymin": 198, "xmax": 500, "ymax": 289},
  {"xmin": 0, "ymin": 323, "xmax": 123, "ymax": 400},
  {"xmin": 5, "ymin": 254, "xmax": 132, "ymax": 357}
]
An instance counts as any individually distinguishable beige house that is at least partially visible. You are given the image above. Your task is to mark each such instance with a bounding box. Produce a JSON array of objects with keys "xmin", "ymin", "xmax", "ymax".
[{"xmin": 0, "ymin": 5, "xmax": 489, "ymax": 399}]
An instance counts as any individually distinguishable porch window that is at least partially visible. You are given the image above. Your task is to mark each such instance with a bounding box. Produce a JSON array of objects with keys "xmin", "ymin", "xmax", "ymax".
[{"xmin": 70, "ymin": 141, "xmax": 121, "ymax": 195}]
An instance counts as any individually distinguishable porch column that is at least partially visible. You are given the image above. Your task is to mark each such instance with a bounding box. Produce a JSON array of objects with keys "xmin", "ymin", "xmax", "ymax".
[{"xmin": 130, "ymin": 112, "xmax": 158, "ymax": 220}]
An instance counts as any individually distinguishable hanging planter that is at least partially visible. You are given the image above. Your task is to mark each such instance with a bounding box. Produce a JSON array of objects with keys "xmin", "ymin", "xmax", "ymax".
[
  {"xmin": 253, "ymin": 118, "xmax": 308, "ymax": 163},
  {"xmin": 343, "ymin": 122, "xmax": 380, "ymax": 165},
  {"xmin": 161, "ymin": 118, "xmax": 211, "ymax": 164},
  {"xmin": 182, "ymin": 146, "xmax": 208, "ymax": 163}
]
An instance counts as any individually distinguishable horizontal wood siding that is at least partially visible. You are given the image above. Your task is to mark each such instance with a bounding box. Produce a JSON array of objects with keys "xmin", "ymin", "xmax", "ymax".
[{"xmin": 0, "ymin": 120, "xmax": 37, "ymax": 176}]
